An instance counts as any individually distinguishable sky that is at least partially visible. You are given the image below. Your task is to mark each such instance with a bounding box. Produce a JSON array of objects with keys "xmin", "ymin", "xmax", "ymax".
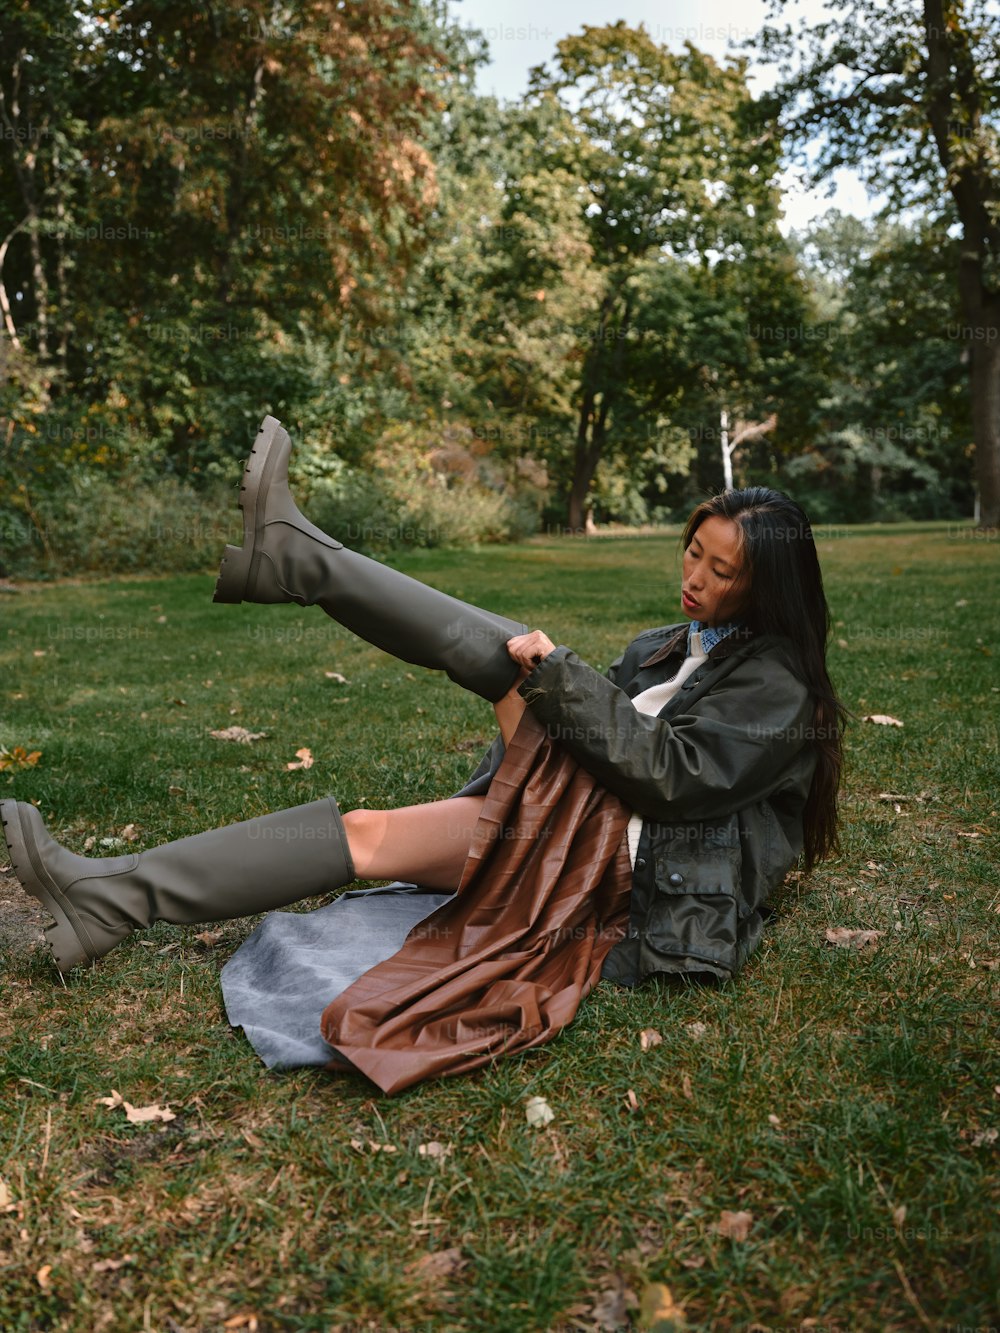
[{"xmin": 447, "ymin": 0, "xmax": 877, "ymax": 233}]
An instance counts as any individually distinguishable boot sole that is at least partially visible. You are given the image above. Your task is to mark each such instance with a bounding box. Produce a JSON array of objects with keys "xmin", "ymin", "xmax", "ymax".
[
  {"xmin": 213, "ymin": 415, "xmax": 289, "ymax": 604},
  {"xmin": 0, "ymin": 800, "xmax": 98, "ymax": 971}
]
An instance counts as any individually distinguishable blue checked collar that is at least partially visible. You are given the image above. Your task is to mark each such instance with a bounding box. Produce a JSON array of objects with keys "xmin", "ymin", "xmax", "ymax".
[{"xmin": 688, "ymin": 619, "xmax": 743, "ymax": 656}]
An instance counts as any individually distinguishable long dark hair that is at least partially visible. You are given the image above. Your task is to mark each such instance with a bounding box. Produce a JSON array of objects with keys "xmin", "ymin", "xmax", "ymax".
[{"xmin": 683, "ymin": 486, "xmax": 845, "ymax": 870}]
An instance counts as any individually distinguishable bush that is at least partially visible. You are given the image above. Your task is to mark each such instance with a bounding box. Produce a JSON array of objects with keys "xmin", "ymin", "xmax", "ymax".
[
  {"xmin": 1, "ymin": 471, "xmax": 235, "ymax": 577},
  {"xmin": 306, "ymin": 427, "xmax": 544, "ymax": 554}
]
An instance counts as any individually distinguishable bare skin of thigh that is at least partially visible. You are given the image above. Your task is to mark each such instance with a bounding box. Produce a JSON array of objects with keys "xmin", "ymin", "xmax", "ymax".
[{"xmin": 341, "ymin": 685, "xmax": 528, "ymax": 892}]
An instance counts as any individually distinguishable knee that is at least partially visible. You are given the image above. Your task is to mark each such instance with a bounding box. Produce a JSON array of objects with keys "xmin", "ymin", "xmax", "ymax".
[{"xmin": 341, "ymin": 807, "xmax": 388, "ymax": 875}]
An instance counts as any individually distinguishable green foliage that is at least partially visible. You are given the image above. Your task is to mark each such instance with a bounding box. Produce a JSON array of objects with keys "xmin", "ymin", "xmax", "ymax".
[
  {"xmin": 2, "ymin": 465, "xmax": 235, "ymax": 577},
  {"xmin": 307, "ymin": 423, "xmax": 544, "ymax": 553},
  {"xmin": 751, "ymin": 0, "xmax": 1000, "ymax": 523},
  {"xmin": 779, "ymin": 211, "xmax": 973, "ymax": 521}
]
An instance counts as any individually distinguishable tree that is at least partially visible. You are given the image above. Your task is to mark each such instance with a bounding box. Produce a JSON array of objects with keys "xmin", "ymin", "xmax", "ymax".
[
  {"xmin": 0, "ymin": 0, "xmax": 449, "ymax": 474},
  {"xmin": 751, "ymin": 0, "xmax": 1000, "ymax": 525},
  {"xmin": 521, "ymin": 23, "xmax": 796, "ymax": 530},
  {"xmin": 782, "ymin": 209, "xmax": 973, "ymax": 520}
]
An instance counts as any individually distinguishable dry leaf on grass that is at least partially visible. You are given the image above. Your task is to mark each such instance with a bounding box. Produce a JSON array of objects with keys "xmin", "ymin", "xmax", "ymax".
[
  {"xmin": 638, "ymin": 1280, "xmax": 687, "ymax": 1330},
  {"xmin": 685, "ymin": 1021, "xmax": 708, "ymax": 1039},
  {"xmin": 92, "ymin": 1255, "xmax": 135, "ymax": 1273},
  {"xmin": 862, "ymin": 713, "xmax": 904, "ymax": 727},
  {"xmin": 962, "ymin": 1127, "xmax": 998, "ymax": 1148},
  {"xmin": 35, "ymin": 1265, "xmax": 52, "ymax": 1290},
  {"xmin": 417, "ymin": 1141, "xmax": 453, "ymax": 1159},
  {"xmin": 0, "ymin": 1178, "xmax": 12, "ymax": 1211},
  {"xmin": 324, "ymin": 671, "xmax": 349, "ymax": 683},
  {"xmin": 718, "ymin": 1209, "xmax": 754, "ymax": 1241},
  {"xmin": 524, "ymin": 1095, "xmax": 555, "ymax": 1127},
  {"xmin": 285, "ymin": 747, "xmax": 314, "ymax": 771},
  {"xmin": 222, "ymin": 1316, "xmax": 260, "ymax": 1331},
  {"xmin": 193, "ymin": 929, "xmax": 224, "ymax": 946},
  {"xmin": 96, "ymin": 1089, "xmax": 176, "ymax": 1124},
  {"xmin": 0, "ymin": 746, "xmax": 42, "ymax": 771},
  {"xmin": 640, "ymin": 1027, "xmax": 663, "ymax": 1050},
  {"xmin": 407, "ymin": 1247, "xmax": 466, "ymax": 1280},
  {"xmin": 588, "ymin": 1274, "xmax": 638, "ymax": 1330},
  {"xmin": 208, "ymin": 726, "xmax": 266, "ymax": 744},
  {"xmin": 824, "ymin": 927, "xmax": 885, "ymax": 950},
  {"xmin": 625, "ymin": 1088, "xmax": 640, "ymax": 1112}
]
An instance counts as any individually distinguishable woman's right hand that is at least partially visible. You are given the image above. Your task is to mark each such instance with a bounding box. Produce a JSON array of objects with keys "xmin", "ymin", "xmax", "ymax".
[{"xmin": 506, "ymin": 630, "xmax": 557, "ymax": 672}]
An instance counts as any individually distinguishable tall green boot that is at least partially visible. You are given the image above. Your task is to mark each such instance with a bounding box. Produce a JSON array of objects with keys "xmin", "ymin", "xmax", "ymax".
[
  {"xmin": 0, "ymin": 797, "xmax": 354, "ymax": 971},
  {"xmin": 213, "ymin": 416, "xmax": 527, "ymax": 702}
]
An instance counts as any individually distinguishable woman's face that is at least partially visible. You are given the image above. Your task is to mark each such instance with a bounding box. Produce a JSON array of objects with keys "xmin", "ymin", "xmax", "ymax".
[{"xmin": 681, "ymin": 515, "xmax": 748, "ymax": 626}]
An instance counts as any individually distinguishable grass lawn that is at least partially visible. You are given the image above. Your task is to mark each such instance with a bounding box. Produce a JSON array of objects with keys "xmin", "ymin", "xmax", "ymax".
[{"xmin": 1, "ymin": 521, "xmax": 997, "ymax": 1332}]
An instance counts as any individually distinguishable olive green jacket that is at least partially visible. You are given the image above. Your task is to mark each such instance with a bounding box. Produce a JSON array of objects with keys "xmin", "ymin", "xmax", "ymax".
[{"xmin": 460, "ymin": 623, "xmax": 817, "ymax": 983}]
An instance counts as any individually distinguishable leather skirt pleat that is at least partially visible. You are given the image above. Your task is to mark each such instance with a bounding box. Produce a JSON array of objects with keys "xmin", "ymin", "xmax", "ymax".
[{"xmin": 320, "ymin": 708, "xmax": 633, "ymax": 1095}]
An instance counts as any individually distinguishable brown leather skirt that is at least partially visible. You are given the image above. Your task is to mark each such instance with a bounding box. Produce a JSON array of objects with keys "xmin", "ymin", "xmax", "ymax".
[{"xmin": 320, "ymin": 708, "xmax": 633, "ymax": 1095}]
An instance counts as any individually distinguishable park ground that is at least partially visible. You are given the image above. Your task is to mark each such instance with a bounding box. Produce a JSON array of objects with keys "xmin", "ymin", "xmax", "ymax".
[{"xmin": 0, "ymin": 522, "xmax": 997, "ymax": 1331}]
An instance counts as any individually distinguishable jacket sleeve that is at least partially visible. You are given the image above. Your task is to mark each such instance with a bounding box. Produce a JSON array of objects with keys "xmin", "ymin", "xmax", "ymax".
[{"xmin": 519, "ymin": 644, "xmax": 814, "ymax": 822}]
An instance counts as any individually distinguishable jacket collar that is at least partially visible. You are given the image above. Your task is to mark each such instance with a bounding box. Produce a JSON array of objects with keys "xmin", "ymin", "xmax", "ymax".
[{"xmin": 638, "ymin": 622, "xmax": 755, "ymax": 671}]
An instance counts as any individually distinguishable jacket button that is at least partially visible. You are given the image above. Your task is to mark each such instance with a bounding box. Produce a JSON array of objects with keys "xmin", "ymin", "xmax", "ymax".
[
  {"xmin": 635, "ymin": 857, "xmax": 646, "ymax": 870},
  {"xmin": 668, "ymin": 872, "xmax": 685, "ymax": 887}
]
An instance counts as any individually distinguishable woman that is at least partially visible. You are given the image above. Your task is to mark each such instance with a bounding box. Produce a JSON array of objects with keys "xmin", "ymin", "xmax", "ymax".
[{"xmin": 1, "ymin": 417, "xmax": 843, "ymax": 1093}]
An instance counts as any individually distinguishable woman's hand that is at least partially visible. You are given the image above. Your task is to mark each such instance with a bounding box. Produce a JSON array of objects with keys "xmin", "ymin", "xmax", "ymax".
[{"xmin": 506, "ymin": 630, "xmax": 557, "ymax": 672}]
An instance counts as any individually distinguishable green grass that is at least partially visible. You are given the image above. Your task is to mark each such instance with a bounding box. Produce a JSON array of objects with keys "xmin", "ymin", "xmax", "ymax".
[{"xmin": 0, "ymin": 522, "xmax": 998, "ymax": 1332}]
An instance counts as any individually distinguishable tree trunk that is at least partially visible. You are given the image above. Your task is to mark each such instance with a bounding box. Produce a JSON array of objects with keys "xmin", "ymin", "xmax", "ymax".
[
  {"xmin": 970, "ymin": 316, "xmax": 1000, "ymax": 527},
  {"xmin": 923, "ymin": 0, "xmax": 1000, "ymax": 525},
  {"xmin": 568, "ymin": 385, "xmax": 604, "ymax": 533}
]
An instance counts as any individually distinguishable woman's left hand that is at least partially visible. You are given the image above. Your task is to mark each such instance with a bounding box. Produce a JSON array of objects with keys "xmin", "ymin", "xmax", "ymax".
[{"xmin": 506, "ymin": 630, "xmax": 557, "ymax": 671}]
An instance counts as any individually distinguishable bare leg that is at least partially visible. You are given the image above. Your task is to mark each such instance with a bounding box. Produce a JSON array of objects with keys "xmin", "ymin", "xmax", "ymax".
[
  {"xmin": 494, "ymin": 681, "xmax": 528, "ymax": 745},
  {"xmin": 343, "ymin": 796, "xmax": 485, "ymax": 891}
]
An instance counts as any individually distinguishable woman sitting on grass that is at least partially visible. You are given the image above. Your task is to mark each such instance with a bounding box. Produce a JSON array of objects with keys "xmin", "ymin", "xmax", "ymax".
[{"xmin": 1, "ymin": 417, "xmax": 844, "ymax": 1094}]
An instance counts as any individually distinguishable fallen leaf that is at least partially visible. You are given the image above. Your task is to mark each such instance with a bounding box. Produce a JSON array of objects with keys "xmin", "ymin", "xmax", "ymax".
[
  {"xmin": 824, "ymin": 927, "xmax": 885, "ymax": 950},
  {"xmin": 640, "ymin": 1028, "xmax": 662, "ymax": 1050},
  {"xmin": 589, "ymin": 1274, "xmax": 637, "ymax": 1329},
  {"xmin": 625, "ymin": 1088, "xmax": 640, "ymax": 1112},
  {"xmin": 969, "ymin": 1128, "xmax": 998, "ymax": 1148},
  {"xmin": 0, "ymin": 746, "xmax": 42, "ymax": 772},
  {"xmin": 768, "ymin": 1113, "xmax": 781, "ymax": 1128},
  {"xmin": 0, "ymin": 1179, "xmax": 11, "ymax": 1210},
  {"xmin": 208, "ymin": 726, "xmax": 266, "ymax": 743},
  {"xmin": 524, "ymin": 1095, "xmax": 555, "ymax": 1127},
  {"xmin": 685, "ymin": 1021, "xmax": 708, "ymax": 1039},
  {"xmin": 36, "ymin": 1265, "xmax": 53, "ymax": 1290},
  {"xmin": 893, "ymin": 1205, "xmax": 907, "ymax": 1229},
  {"xmin": 407, "ymin": 1247, "xmax": 466, "ymax": 1279},
  {"xmin": 223, "ymin": 1316, "xmax": 259, "ymax": 1332},
  {"xmin": 285, "ymin": 747, "xmax": 314, "ymax": 771},
  {"xmin": 862, "ymin": 714, "xmax": 904, "ymax": 727},
  {"xmin": 681, "ymin": 1073, "xmax": 693, "ymax": 1101},
  {"xmin": 324, "ymin": 671, "xmax": 349, "ymax": 683},
  {"xmin": 96, "ymin": 1089, "xmax": 176, "ymax": 1124},
  {"xmin": 92, "ymin": 1255, "xmax": 135, "ymax": 1273},
  {"xmin": 638, "ymin": 1280, "xmax": 687, "ymax": 1330},
  {"xmin": 718, "ymin": 1209, "xmax": 754, "ymax": 1241},
  {"xmin": 193, "ymin": 929, "xmax": 224, "ymax": 946},
  {"xmin": 417, "ymin": 1141, "xmax": 453, "ymax": 1159},
  {"xmin": 118, "ymin": 823, "xmax": 140, "ymax": 842}
]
